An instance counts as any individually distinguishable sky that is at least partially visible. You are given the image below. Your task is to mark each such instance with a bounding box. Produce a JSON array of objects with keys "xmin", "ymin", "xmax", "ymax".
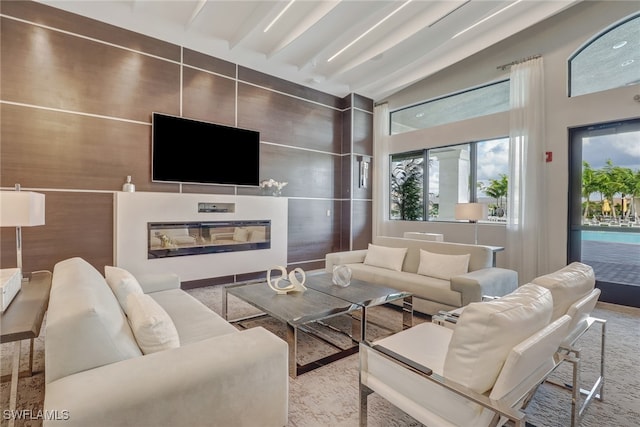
[{"xmin": 583, "ymin": 130, "xmax": 640, "ymax": 172}]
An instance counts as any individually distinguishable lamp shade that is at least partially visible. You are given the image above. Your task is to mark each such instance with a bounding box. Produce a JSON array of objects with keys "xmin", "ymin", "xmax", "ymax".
[
  {"xmin": 0, "ymin": 191, "xmax": 45, "ymax": 227},
  {"xmin": 455, "ymin": 203, "xmax": 486, "ymax": 222}
]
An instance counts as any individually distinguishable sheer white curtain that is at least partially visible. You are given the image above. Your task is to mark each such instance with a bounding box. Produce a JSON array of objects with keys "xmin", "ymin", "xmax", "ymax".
[
  {"xmin": 373, "ymin": 103, "xmax": 390, "ymax": 238},
  {"xmin": 507, "ymin": 57, "xmax": 547, "ymax": 283}
]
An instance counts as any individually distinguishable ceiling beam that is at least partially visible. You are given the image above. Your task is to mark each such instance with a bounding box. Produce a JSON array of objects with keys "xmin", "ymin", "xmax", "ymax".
[
  {"xmin": 327, "ymin": 1, "xmax": 469, "ymax": 79},
  {"xmin": 228, "ymin": 2, "xmax": 287, "ymax": 50},
  {"xmin": 185, "ymin": 0, "xmax": 208, "ymax": 29},
  {"xmin": 267, "ymin": 0, "xmax": 341, "ymax": 59}
]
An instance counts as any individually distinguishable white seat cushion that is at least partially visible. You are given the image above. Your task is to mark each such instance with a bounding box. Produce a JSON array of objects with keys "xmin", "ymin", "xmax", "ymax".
[
  {"xmin": 362, "ymin": 324, "xmax": 496, "ymax": 427},
  {"xmin": 149, "ymin": 289, "xmax": 237, "ymax": 345},
  {"xmin": 444, "ymin": 283, "xmax": 553, "ymax": 394},
  {"xmin": 373, "ymin": 322, "xmax": 452, "ymax": 376},
  {"xmin": 347, "ymin": 263, "xmax": 462, "ymax": 307}
]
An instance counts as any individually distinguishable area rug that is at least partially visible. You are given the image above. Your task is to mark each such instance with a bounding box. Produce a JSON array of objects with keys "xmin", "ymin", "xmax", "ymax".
[{"xmin": 2, "ymin": 284, "xmax": 638, "ymax": 427}]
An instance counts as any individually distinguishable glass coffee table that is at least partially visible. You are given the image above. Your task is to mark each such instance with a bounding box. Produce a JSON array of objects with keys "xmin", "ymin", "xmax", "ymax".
[{"xmin": 223, "ymin": 273, "xmax": 412, "ymax": 377}]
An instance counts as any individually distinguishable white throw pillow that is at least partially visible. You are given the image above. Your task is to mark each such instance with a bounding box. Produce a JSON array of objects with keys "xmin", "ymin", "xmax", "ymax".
[
  {"xmin": 531, "ymin": 262, "xmax": 595, "ymax": 321},
  {"xmin": 444, "ymin": 283, "xmax": 553, "ymax": 394},
  {"xmin": 104, "ymin": 266, "xmax": 144, "ymax": 313},
  {"xmin": 363, "ymin": 244, "xmax": 407, "ymax": 272},
  {"xmin": 417, "ymin": 249, "xmax": 471, "ymax": 280},
  {"xmin": 126, "ymin": 293, "xmax": 180, "ymax": 354}
]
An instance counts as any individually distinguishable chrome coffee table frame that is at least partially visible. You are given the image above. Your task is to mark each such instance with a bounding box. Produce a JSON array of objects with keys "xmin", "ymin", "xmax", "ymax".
[{"xmin": 223, "ymin": 274, "xmax": 412, "ymax": 378}]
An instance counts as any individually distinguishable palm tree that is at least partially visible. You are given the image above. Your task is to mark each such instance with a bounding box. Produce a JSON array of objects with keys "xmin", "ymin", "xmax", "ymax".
[
  {"xmin": 615, "ymin": 166, "xmax": 635, "ymax": 220},
  {"xmin": 631, "ymin": 169, "xmax": 640, "ymax": 222},
  {"xmin": 599, "ymin": 159, "xmax": 625, "ymax": 219},
  {"xmin": 485, "ymin": 174, "xmax": 508, "ymax": 216},
  {"xmin": 582, "ymin": 161, "xmax": 600, "ymax": 219}
]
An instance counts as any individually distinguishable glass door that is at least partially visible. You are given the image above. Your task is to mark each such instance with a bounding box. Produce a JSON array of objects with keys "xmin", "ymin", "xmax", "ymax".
[{"xmin": 568, "ymin": 118, "xmax": 640, "ymax": 307}]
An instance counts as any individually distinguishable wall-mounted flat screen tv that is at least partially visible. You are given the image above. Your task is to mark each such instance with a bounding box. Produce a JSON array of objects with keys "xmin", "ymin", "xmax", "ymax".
[{"xmin": 152, "ymin": 113, "xmax": 260, "ymax": 186}]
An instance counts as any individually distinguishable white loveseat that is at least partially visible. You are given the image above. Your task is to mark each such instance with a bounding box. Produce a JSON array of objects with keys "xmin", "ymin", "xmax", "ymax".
[
  {"xmin": 325, "ymin": 236, "xmax": 518, "ymax": 314},
  {"xmin": 43, "ymin": 257, "xmax": 288, "ymax": 427}
]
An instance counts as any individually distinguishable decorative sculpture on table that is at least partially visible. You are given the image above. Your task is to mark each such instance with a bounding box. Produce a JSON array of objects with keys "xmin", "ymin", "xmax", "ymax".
[
  {"xmin": 267, "ymin": 266, "xmax": 307, "ymax": 295},
  {"xmin": 332, "ymin": 265, "xmax": 352, "ymax": 287}
]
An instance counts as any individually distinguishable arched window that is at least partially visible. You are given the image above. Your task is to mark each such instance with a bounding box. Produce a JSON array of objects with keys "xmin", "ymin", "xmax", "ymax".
[{"xmin": 569, "ymin": 13, "xmax": 640, "ymax": 97}]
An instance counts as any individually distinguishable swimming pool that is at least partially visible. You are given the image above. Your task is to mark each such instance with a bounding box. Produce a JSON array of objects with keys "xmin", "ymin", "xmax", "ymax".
[{"xmin": 581, "ymin": 230, "xmax": 640, "ymax": 245}]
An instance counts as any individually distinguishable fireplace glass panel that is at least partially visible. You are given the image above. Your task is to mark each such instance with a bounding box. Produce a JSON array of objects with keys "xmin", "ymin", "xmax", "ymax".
[{"xmin": 148, "ymin": 220, "xmax": 271, "ymax": 259}]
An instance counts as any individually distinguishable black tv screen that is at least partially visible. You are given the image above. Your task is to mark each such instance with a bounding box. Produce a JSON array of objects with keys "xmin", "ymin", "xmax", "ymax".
[{"xmin": 152, "ymin": 113, "xmax": 260, "ymax": 186}]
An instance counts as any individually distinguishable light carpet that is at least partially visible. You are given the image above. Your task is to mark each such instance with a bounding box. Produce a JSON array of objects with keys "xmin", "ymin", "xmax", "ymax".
[{"xmin": 1, "ymin": 284, "xmax": 638, "ymax": 427}]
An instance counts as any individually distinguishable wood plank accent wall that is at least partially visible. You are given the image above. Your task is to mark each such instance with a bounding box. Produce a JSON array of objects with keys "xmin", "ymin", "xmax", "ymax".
[{"xmin": 0, "ymin": 1, "xmax": 373, "ymax": 283}]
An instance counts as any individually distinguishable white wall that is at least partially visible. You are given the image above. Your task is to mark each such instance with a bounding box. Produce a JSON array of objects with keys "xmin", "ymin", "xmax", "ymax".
[
  {"xmin": 377, "ymin": 1, "xmax": 639, "ymax": 273},
  {"xmin": 114, "ymin": 192, "xmax": 288, "ymax": 281}
]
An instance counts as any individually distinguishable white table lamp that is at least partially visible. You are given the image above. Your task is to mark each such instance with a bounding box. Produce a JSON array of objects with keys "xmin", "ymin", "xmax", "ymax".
[
  {"xmin": 0, "ymin": 184, "xmax": 46, "ymax": 277},
  {"xmin": 455, "ymin": 202, "xmax": 486, "ymax": 245}
]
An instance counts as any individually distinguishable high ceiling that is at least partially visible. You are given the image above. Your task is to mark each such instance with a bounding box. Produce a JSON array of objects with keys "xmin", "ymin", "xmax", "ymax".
[{"xmin": 38, "ymin": 0, "xmax": 581, "ymax": 101}]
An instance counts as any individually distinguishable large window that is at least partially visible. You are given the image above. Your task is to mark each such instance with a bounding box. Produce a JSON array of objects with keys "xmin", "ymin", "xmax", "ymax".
[
  {"xmin": 390, "ymin": 151, "xmax": 425, "ymax": 221},
  {"xmin": 390, "ymin": 137, "xmax": 509, "ymax": 222},
  {"xmin": 390, "ymin": 80, "xmax": 510, "ymax": 135},
  {"xmin": 569, "ymin": 13, "xmax": 639, "ymax": 97}
]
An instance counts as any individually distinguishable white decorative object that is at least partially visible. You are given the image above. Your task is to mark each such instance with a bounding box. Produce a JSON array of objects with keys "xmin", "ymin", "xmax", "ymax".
[
  {"xmin": 332, "ymin": 265, "xmax": 352, "ymax": 287},
  {"xmin": 0, "ymin": 268, "xmax": 22, "ymax": 312},
  {"xmin": 260, "ymin": 179, "xmax": 288, "ymax": 196},
  {"xmin": 122, "ymin": 175, "xmax": 136, "ymax": 192},
  {"xmin": 267, "ymin": 265, "xmax": 307, "ymax": 294}
]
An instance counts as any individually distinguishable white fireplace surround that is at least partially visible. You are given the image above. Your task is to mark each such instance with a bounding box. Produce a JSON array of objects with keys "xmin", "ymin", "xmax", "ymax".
[{"xmin": 114, "ymin": 192, "xmax": 288, "ymax": 282}]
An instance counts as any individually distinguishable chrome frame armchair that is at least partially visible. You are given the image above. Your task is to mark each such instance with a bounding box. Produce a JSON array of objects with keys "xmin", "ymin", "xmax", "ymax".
[
  {"xmin": 360, "ymin": 344, "xmax": 565, "ymax": 427},
  {"xmin": 359, "ymin": 311, "xmax": 572, "ymax": 427}
]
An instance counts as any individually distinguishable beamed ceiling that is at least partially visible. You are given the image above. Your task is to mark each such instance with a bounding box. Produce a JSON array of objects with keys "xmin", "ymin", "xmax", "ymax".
[{"xmin": 37, "ymin": 0, "xmax": 581, "ymax": 100}]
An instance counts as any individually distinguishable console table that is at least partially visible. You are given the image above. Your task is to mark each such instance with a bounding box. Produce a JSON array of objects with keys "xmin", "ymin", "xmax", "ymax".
[{"xmin": 1, "ymin": 271, "xmax": 51, "ymax": 427}]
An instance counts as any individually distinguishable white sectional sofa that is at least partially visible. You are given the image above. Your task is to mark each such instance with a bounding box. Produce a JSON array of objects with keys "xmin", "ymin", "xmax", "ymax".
[
  {"xmin": 43, "ymin": 257, "xmax": 288, "ymax": 427},
  {"xmin": 325, "ymin": 236, "xmax": 518, "ymax": 314}
]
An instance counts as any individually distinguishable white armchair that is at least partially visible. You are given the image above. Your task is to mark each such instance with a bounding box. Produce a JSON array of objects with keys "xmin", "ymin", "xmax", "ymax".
[{"xmin": 359, "ymin": 284, "xmax": 571, "ymax": 427}]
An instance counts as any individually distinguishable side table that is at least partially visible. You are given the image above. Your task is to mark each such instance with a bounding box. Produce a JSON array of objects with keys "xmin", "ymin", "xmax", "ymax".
[{"xmin": 1, "ymin": 271, "xmax": 52, "ymax": 427}]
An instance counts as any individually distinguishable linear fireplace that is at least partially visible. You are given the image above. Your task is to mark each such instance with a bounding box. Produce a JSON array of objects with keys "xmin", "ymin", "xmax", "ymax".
[{"xmin": 148, "ymin": 220, "xmax": 271, "ymax": 259}]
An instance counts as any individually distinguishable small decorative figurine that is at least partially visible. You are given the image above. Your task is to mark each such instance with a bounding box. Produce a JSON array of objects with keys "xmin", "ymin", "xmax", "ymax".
[
  {"xmin": 267, "ymin": 266, "xmax": 307, "ymax": 294},
  {"xmin": 332, "ymin": 265, "xmax": 352, "ymax": 287}
]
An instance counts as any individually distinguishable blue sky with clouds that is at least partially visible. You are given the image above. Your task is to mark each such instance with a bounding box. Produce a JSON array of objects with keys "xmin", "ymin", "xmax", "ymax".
[{"xmin": 583, "ymin": 131, "xmax": 640, "ymax": 171}]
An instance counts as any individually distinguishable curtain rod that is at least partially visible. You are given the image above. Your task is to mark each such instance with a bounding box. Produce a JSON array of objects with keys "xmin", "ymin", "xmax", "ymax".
[{"xmin": 496, "ymin": 54, "xmax": 541, "ymax": 70}]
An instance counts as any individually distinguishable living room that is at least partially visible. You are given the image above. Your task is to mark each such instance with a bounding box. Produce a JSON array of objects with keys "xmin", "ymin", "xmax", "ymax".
[{"xmin": 1, "ymin": 1, "xmax": 639, "ymax": 426}]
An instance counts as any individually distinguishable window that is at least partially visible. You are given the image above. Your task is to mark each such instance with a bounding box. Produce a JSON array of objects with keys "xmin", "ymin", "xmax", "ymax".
[
  {"xmin": 390, "ymin": 151, "xmax": 424, "ymax": 221},
  {"xmin": 390, "ymin": 80, "xmax": 510, "ymax": 135},
  {"xmin": 476, "ymin": 138, "xmax": 510, "ymax": 219},
  {"xmin": 570, "ymin": 13, "xmax": 640, "ymax": 97},
  {"xmin": 390, "ymin": 138, "xmax": 509, "ymax": 222},
  {"xmin": 428, "ymin": 144, "xmax": 471, "ymax": 221}
]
